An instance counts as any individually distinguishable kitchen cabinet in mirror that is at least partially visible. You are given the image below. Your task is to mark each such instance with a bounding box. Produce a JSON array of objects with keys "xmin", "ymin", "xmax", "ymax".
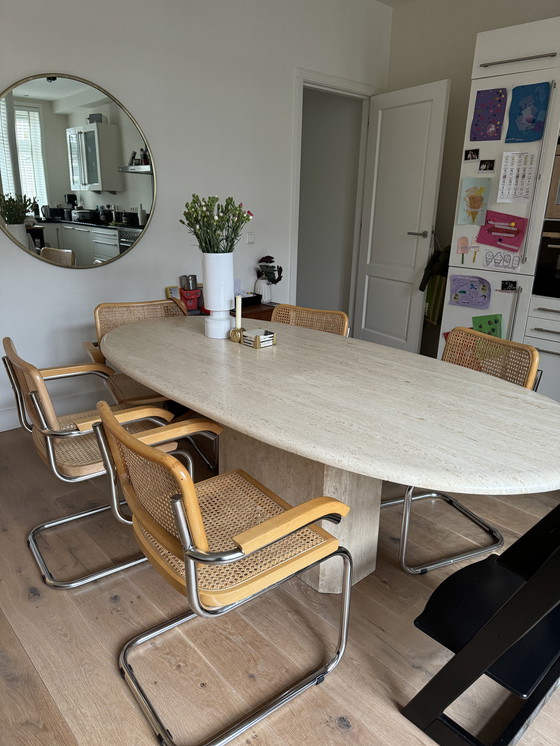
[{"xmin": 0, "ymin": 73, "xmax": 155, "ymax": 268}]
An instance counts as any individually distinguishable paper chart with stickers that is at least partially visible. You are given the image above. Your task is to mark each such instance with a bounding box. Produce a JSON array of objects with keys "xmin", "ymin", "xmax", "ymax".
[{"xmin": 497, "ymin": 151, "xmax": 537, "ymax": 203}]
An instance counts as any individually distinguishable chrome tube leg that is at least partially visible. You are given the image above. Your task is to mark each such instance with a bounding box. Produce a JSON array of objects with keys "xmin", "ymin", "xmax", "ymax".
[
  {"xmin": 389, "ymin": 486, "xmax": 504, "ymax": 575},
  {"xmin": 185, "ymin": 433, "xmax": 219, "ymax": 472},
  {"xmin": 118, "ymin": 547, "xmax": 352, "ymax": 746},
  {"xmin": 28, "ymin": 503, "xmax": 147, "ymax": 589}
]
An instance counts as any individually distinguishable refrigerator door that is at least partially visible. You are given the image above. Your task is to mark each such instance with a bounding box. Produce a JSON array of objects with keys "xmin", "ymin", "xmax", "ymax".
[
  {"xmin": 448, "ymin": 70, "xmax": 557, "ymax": 275},
  {"xmin": 437, "ymin": 267, "xmax": 533, "ymax": 357}
]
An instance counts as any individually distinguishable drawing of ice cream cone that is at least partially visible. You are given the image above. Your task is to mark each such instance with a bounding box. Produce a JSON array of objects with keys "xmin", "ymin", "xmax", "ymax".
[{"xmin": 464, "ymin": 186, "xmax": 486, "ymax": 224}]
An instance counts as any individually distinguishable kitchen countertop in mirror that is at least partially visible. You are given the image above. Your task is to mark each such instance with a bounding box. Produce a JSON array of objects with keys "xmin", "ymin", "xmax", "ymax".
[{"xmin": 0, "ymin": 72, "xmax": 155, "ymax": 268}]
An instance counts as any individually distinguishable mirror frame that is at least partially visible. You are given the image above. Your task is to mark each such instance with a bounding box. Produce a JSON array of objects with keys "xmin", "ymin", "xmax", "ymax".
[{"xmin": 0, "ymin": 72, "xmax": 156, "ymax": 269}]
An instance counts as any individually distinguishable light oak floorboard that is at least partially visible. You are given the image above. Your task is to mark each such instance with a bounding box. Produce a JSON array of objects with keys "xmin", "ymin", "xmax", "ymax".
[{"xmin": 0, "ymin": 427, "xmax": 559, "ymax": 744}]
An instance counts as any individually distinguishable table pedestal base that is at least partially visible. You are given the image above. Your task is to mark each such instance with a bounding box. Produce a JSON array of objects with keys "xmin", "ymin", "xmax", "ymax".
[{"xmin": 219, "ymin": 428, "xmax": 381, "ymax": 593}]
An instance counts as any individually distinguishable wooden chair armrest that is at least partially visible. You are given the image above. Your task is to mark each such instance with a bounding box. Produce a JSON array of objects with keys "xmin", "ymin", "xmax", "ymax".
[
  {"xmin": 134, "ymin": 418, "xmax": 223, "ymax": 446},
  {"xmin": 83, "ymin": 340, "xmax": 106, "ymax": 364},
  {"xmin": 40, "ymin": 362, "xmax": 116, "ymax": 379},
  {"xmin": 233, "ymin": 497, "xmax": 350, "ymax": 554},
  {"xmin": 75, "ymin": 405, "xmax": 175, "ymax": 431},
  {"xmin": 171, "ymin": 296, "xmax": 189, "ymax": 315}
]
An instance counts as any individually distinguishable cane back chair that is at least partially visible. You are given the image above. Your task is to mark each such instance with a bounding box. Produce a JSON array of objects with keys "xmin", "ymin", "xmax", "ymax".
[
  {"xmin": 382, "ymin": 327, "xmax": 540, "ymax": 575},
  {"xmin": 96, "ymin": 400, "xmax": 353, "ymax": 746},
  {"xmin": 271, "ymin": 303, "xmax": 349, "ymax": 336},
  {"xmin": 40, "ymin": 246, "xmax": 76, "ymax": 266},
  {"xmin": 2, "ymin": 337, "xmax": 222, "ymax": 589},
  {"xmin": 84, "ymin": 298, "xmax": 188, "ymax": 405}
]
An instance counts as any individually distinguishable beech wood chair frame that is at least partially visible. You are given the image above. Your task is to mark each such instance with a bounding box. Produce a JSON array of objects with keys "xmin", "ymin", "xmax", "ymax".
[
  {"xmin": 382, "ymin": 327, "xmax": 540, "ymax": 575},
  {"xmin": 2, "ymin": 337, "xmax": 221, "ymax": 590},
  {"xmin": 96, "ymin": 401, "xmax": 353, "ymax": 746}
]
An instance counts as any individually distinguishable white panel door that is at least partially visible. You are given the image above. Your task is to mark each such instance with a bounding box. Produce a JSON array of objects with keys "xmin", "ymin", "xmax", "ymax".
[{"xmin": 354, "ymin": 80, "xmax": 449, "ymax": 351}]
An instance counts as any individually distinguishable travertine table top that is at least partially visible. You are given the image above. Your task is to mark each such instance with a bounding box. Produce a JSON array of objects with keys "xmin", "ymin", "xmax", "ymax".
[{"xmin": 102, "ymin": 316, "xmax": 560, "ymax": 496}]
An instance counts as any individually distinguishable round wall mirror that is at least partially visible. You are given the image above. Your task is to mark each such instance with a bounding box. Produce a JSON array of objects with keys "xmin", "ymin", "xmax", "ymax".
[{"xmin": 0, "ymin": 73, "xmax": 155, "ymax": 268}]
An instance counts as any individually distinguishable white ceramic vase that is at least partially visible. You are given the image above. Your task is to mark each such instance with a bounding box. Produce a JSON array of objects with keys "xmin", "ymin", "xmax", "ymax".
[
  {"xmin": 8, "ymin": 224, "xmax": 28, "ymax": 248},
  {"xmin": 254, "ymin": 277, "xmax": 272, "ymax": 303},
  {"xmin": 201, "ymin": 252, "xmax": 234, "ymax": 338}
]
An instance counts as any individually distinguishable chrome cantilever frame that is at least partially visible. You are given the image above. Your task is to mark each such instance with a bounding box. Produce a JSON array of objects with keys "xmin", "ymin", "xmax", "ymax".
[
  {"xmin": 25, "ymin": 393, "xmax": 174, "ymax": 590},
  {"xmin": 92, "ymin": 421, "xmax": 206, "ymax": 525},
  {"xmin": 119, "ymin": 495, "xmax": 353, "ymax": 746},
  {"xmin": 382, "ymin": 485, "xmax": 504, "ymax": 575}
]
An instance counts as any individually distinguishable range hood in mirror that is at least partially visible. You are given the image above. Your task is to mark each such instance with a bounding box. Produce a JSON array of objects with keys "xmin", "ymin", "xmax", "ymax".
[{"xmin": 0, "ymin": 73, "xmax": 156, "ymax": 268}]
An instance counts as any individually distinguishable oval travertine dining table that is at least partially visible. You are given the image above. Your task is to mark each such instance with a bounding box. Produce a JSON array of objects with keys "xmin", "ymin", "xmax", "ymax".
[{"xmin": 102, "ymin": 315, "xmax": 560, "ymax": 592}]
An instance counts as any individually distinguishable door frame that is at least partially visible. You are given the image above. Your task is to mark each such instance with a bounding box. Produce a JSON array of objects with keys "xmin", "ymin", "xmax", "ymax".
[{"xmin": 291, "ymin": 68, "xmax": 379, "ymax": 331}]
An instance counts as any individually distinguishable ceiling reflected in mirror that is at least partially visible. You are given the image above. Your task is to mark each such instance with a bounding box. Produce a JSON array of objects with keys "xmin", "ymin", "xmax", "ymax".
[{"xmin": 0, "ymin": 73, "xmax": 155, "ymax": 267}]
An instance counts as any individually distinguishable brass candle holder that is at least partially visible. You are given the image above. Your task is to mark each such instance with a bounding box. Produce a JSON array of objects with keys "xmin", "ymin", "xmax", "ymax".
[{"xmin": 229, "ymin": 327, "xmax": 245, "ymax": 343}]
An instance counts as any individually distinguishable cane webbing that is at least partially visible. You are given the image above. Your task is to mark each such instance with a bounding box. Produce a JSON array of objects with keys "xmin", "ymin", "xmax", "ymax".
[
  {"xmin": 106, "ymin": 372, "xmax": 164, "ymax": 404},
  {"xmin": 95, "ymin": 299, "xmax": 186, "ymax": 341},
  {"xmin": 271, "ymin": 304, "xmax": 348, "ymax": 336},
  {"xmin": 135, "ymin": 472, "xmax": 330, "ymax": 595},
  {"xmin": 33, "ymin": 408, "xmax": 155, "ymax": 477},
  {"xmin": 442, "ymin": 327, "xmax": 538, "ymax": 389},
  {"xmin": 118, "ymin": 442, "xmax": 334, "ymax": 605}
]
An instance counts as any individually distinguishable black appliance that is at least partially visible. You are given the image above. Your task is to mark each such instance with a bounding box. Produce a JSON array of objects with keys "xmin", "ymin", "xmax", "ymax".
[{"xmin": 533, "ymin": 220, "xmax": 560, "ymax": 298}]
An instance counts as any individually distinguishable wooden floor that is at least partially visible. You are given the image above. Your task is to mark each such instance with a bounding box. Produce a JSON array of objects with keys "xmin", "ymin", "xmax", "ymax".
[{"xmin": 0, "ymin": 426, "xmax": 559, "ymax": 745}]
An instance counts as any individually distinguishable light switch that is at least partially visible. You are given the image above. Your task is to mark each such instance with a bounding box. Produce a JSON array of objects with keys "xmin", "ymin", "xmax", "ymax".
[{"xmin": 246, "ymin": 232, "xmax": 255, "ymax": 244}]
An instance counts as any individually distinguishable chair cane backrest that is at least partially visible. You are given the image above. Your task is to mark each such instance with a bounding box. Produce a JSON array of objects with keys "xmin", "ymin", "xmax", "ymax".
[
  {"xmin": 442, "ymin": 327, "xmax": 539, "ymax": 389},
  {"xmin": 271, "ymin": 304, "xmax": 349, "ymax": 336},
  {"xmin": 94, "ymin": 299, "xmax": 188, "ymax": 344},
  {"xmin": 97, "ymin": 401, "xmax": 208, "ymax": 557},
  {"xmin": 40, "ymin": 246, "xmax": 76, "ymax": 266},
  {"xmin": 2, "ymin": 337, "xmax": 61, "ymax": 431}
]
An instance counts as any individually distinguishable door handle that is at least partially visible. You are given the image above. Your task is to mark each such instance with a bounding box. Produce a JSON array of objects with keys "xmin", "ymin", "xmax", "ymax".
[{"xmin": 407, "ymin": 231, "xmax": 429, "ymax": 238}]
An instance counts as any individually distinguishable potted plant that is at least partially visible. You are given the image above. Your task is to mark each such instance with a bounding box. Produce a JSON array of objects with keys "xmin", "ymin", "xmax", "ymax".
[
  {"xmin": 0, "ymin": 193, "xmax": 34, "ymax": 246},
  {"xmin": 0, "ymin": 193, "xmax": 33, "ymax": 224},
  {"xmin": 181, "ymin": 195, "xmax": 253, "ymax": 338}
]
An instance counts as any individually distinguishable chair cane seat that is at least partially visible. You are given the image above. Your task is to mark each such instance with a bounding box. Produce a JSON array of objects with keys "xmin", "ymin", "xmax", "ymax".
[
  {"xmin": 32, "ymin": 407, "xmax": 175, "ymax": 478},
  {"xmin": 134, "ymin": 470, "xmax": 339, "ymax": 607}
]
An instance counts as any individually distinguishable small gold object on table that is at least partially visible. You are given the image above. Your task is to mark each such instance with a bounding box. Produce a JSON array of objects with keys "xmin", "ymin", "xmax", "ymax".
[{"xmin": 229, "ymin": 327, "xmax": 245, "ymax": 343}]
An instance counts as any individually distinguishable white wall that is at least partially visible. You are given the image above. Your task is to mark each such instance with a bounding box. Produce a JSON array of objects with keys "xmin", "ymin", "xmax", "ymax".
[
  {"xmin": 0, "ymin": 0, "xmax": 391, "ymax": 430},
  {"xmin": 387, "ymin": 0, "xmax": 560, "ymax": 249}
]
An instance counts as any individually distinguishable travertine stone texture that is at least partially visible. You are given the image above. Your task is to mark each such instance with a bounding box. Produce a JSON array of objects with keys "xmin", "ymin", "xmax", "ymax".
[{"xmin": 103, "ymin": 316, "xmax": 560, "ymax": 496}]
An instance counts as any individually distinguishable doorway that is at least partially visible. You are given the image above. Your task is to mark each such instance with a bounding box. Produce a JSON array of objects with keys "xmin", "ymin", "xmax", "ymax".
[{"xmin": 296, "ymin": 86, "xmax": 368, "ymax": 326}]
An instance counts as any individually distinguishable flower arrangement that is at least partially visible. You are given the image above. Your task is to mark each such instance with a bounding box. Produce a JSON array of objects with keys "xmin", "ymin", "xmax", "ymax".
[
  {"xmin": 0, "ymin": 193, "xmax": 33, "ymax": 224},
  {"xmin": 256, "ymin": 255, "xmax": 283, "ymax": 285},
  {"xmin": 180, "ymin": 194, "xmax": 253, "ymax": 253}
]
